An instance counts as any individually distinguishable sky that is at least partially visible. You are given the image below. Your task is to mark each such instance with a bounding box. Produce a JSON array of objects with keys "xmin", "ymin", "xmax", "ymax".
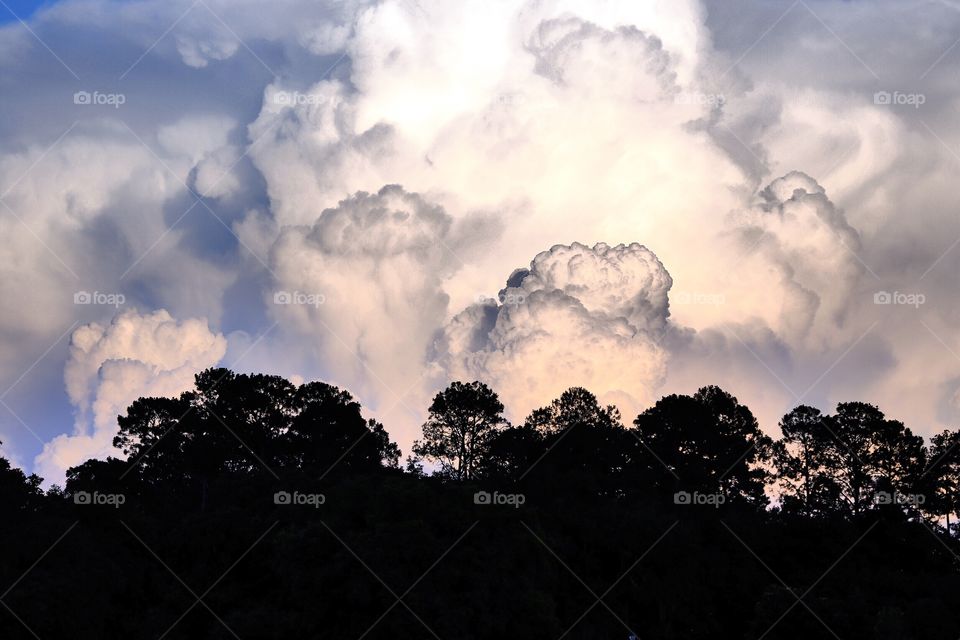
[
  {"xmin": 2, "ymin": 0, "xmax": 960, "ymax": 485},
  {"xmin": 0, "ymin": 0, "xmax": 47, "ymax": 23}
]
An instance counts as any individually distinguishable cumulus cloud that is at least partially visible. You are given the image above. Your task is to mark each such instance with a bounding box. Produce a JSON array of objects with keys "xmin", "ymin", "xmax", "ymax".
[
  {"xmin": 247, "ymin": 0, "xmax": 747, "ymax": 315},
  {"xmin": 0, "ymin": 114, "xmax": 241, "ymax": 406},
  {"xmin": 507, "ymin": 241, "xmax": 674, "ymax": 332},
  {"xmin": 438, "ymin": 242, "xmax": 672, "ymax": 420},
  {"xmin": 267, "ymin": 185, "xmax": 499, "ymax": 413},
  {"xmin": 728, "ymin": 171, "xmax": 864, "ymax": 346},
  {"xmin": 0, "ymin": 128, "xmax": 170, "ymax": 396},
  {"xmin": 655, "ymin": 171, "xmax": 886, "ymax": 430},
  {"xmin": 4, "ymin": 0, "xmax": 960, "ymax": 473},
  {"xmin": 34, "ymin": 309, "xmax": 226, "ymax": 484},
  {"xmin": 429, "ymin": 172, "xmax": 878, "ymax": 433}
]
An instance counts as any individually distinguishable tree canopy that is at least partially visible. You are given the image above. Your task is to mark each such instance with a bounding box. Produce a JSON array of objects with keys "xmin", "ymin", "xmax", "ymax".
[
  {"xmin": 1, "ymin": 370, "xmax": 958, "ymax": 639},
  {"xmin": 412, "ymin": 380, "xmax": 508, "ymax": 481}
]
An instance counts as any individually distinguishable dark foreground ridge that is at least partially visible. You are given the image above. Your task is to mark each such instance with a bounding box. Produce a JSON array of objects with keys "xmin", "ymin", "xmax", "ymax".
[{"xmin": 3, "ymin": 369, "xmax": 959, "ymax": 639}]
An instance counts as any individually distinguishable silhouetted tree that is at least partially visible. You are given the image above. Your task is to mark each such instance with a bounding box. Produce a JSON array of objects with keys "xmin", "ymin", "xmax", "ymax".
[
  {"xmin": 3, "ymin": 375, "xmax": 960, "ymax": 640},
  {"xmin": 774, "ymin": 402, "xmax": 926, "ymax": 518},
  {"xmin": 831, "ymin": 402, "xmax": 884, "ymax": 516},
  {"xmin": 773, "ymin": 405, "xmax": 843, "ymax": 517},
  {"xmin": 113, "ymin": 395, "xmax": 195, "ymax": 479},
  {"xmin": 287, "ymin": 381, "xmax": 400, "ymax": 471},
  {"xmin": 633, "ymin": 386, "xmax": 772, "ymax": 506},
  {"xmin": 525, "ymin": 386, "xmax": 622, "ymax": 434},
  {"xmin": 867, "ymin": 410, "xmax": 925, "ymax": 516},
  {"xmin": 0, "ymin": 443, "xmax": 43, "ymax": 512},
  {"xmin": 412, "ymin": 381, "xmax": 508, "ymax": 480},
  {"xmin": 518, "ymin": 387, "xmax": 632, "ymax": 494},
  {"xmin": 480, "ymin": 423, "xmax": 546, "ymax": 480},
  {"xmin": 66, "ymin": 457, "xmax": 135, "ymax": 491},
  {"xmin": 926, "ymin": 429, "xmax": 960, "ymax": 533},
  {"xmin": 114, "ymin": 369, "xmax": 400, "ymax": 498}
]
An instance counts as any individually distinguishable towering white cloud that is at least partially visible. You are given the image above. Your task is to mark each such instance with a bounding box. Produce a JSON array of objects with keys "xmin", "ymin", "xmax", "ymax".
[
  {"xmin": 268, "ymin": 185, "xmax": 498, "ymax": 408},
  {"xmin": 728, "ymin": 171, "xmax": 864, "ymax": 346},
  {"xmin": 247, "ymin": 0, "xmax": 747, "ymax": 316},
  {"xmin": 658, "ymin": 171, "xmax": 881, "ymax": 429},
  {"xmin": 507, "ymin": 241, "xmax": 674, "ymax": 332},
  {"xmin": 2, "ymin": 0, "xmax": 960, "ymax": 473},
  {"xmin": 34, "ymin": 309, "xmax": 226, "ymax": 484},
  {"xmin": 439, "ymin": 242, "xmax": 672, "ymax": 421}
]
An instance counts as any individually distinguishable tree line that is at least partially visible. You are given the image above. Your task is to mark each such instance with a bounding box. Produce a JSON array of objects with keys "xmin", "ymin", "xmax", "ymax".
[
  {"xmin": 2, "ymin": 368, "xmax": 959, "ymax": 639},
  {"xmin": 412, "ymin": 380, "xmax": 960, "ymax": 525}
]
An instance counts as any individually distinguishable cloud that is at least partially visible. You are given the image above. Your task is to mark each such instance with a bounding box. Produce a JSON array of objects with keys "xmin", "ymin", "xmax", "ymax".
[
  {"xmin": 34, "ymin": 309, "xmax": 226, "ymax": 484},
  {"xmin": 246, "ymin": 0, "xmax": 747, "ymax": 316},
  {"xmin": 508, "ymin": 241, "xmax": 674, "ymax": 332},
  {"xmin": 429, "ymin": 172, "xmax": 881, "ymax": 434},
  {"xmin": 5, "ymin": 0, "xmax": 960, "ymax": 472},
  {"xmin": 0, "ymin": 128, "xmax": 168, "ymax": 403},
  {"xmin": 438, "ymin": 242, "xmax": 672, "ymax": 421},
  {"xmin": 728, "ymin": 171, "xmax": 864, "ymax": 346},
  {"xmin": 267, "ymin": 185, "xmax": 499, "ymax": 412}
]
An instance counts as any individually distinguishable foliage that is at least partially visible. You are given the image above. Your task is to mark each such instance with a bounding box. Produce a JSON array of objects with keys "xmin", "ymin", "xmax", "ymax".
[{"xmin": 0, "ymin": 373, "xmax": 958, "ymax": 639}]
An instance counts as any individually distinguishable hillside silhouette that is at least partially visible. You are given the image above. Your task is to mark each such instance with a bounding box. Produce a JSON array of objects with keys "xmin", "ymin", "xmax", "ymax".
[{"xmin": 2, "ymin": 368, "xmax": 959, "ymax": 639}]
